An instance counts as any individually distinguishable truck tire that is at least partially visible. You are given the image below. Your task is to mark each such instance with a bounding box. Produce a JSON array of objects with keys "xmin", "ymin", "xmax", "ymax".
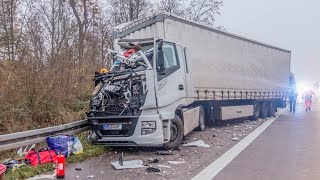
[
  {"xmin": 268, "ymin": 102, "xmax": 276, "ymax": 117},
  {"xmin": 251, "ymin": 103, "xmax": 260, "ymax": 121},
  {"xmin": 163, "ymin": 115, "xmax": 184, "ymax": 150},
  {"xmin": 195, "ymin": 106, "xmax": 205, "ymax": 131},
  {"xmin": 260, "ymin": 102, "xmax": 268, "ymax": 119}
]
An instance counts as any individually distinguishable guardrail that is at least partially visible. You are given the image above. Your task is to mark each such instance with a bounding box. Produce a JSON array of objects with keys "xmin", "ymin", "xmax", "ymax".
[{"xmin": 0, "ymin": 120, "xmax": 90, "ymax": 152}]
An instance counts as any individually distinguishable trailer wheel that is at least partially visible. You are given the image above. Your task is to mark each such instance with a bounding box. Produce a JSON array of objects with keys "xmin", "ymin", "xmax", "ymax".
[
  {"xmin": 195, "ymin": 106, "xmax": 205, "ymax": 131},
  {"xmin": 163, "ymin": 115, "xmax": 184, "ymax": 150},
  {"xmin": 260, "ymin": 102, "xmax": 268, "ymax": 119},
  {"xmin": 251, "ymin": 103, "xmax": 260, "ymax": 121},
  {"xmin": 268, "ymin": 102, "xmax": 276, "ymax": 117}
]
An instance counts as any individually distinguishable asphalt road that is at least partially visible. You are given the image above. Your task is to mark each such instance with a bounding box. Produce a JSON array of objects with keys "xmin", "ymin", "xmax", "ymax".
[{"xmin": 214, "ymin": 102, "xmax": 320, "ymax": 180}]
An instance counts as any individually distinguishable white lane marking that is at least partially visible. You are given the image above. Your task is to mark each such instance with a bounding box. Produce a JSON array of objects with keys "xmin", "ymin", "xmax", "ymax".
[{"xmin": 192, "ymin": 108, "xmax": 287, "ymax": 180}]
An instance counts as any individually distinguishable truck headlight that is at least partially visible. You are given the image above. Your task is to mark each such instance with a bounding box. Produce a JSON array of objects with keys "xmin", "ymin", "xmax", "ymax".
[
  {"xmin": 141, "ymin": 121, "xmax": 156, "ymax": 129},
  {"xmin": 141, "ymin": 121, "xmax": 156, "ymax": 135}
]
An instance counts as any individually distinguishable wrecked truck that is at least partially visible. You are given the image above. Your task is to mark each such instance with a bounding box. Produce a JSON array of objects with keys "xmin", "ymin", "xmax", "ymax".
[{"xmin": 86, "ymin": 12, "xmax": 291, "ymax": 149}]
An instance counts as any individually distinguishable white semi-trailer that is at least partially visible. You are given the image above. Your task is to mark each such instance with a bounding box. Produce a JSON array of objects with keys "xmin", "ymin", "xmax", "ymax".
[{"xmin": 87, "ymin": 12, "xmax": 291, "ymax": 149}]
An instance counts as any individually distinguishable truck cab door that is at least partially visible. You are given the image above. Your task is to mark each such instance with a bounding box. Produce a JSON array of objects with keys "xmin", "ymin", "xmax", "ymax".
[{"xmin": 154, "ymin": 39, "xmax": 189, "ymax": 108}]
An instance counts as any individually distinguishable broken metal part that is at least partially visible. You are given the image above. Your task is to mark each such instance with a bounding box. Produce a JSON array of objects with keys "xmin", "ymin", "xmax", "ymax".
[
  {"xmin": 118, "ymin": 152, "xmax": 124, "ymax": 166},
  {"xmin": 147, "ymin": 167, "xmax": 161, "ymax": 173},
  {"xmin": 148, "ymin": 158, "xmax": 159, "ymax": 163},
  {"xmin": 111, "ymin": 160, "xmax": 145, "ymax": 170},
  {"xmin": 155, "ymin": 151, "xmax": 174, "ymax": 156}
]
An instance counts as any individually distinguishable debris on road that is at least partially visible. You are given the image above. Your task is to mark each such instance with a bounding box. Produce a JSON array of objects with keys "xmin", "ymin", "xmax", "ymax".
[
  {"xmin": 232, "ymin": 137, "xmax": 240, "ymax": 141},
  {"xmin": 155, "ymin": 151, "xmax": 174, "ymax": 155},
  {"xmin": 118, "ymin": 152, "xmax": 124, "ymax": 166},
  {"xmin": 75, "ymin": 168, "xmax": 82, "ymax": 171},
  {"xmin": 157, "ymin": 165, "xmax": 171, "ymax": 169},
  {"xmin": 168, "ymin": 160, "xmax": 186, "ymax": 165},
  {"xmin": 148, "ymin": 158, "xmax": 159, "ymax": 163},
  {"xmin": 3, "ymin": 159, "xmax": 26, "ymax": 171},
  {"xmin": 111, "ymin": 160, "xmax": 145, "ymax": 170},
  {"xmin": 147, "ymin": 167, "xmax": 161, "ymax": 173},
  {"xmin": 182, "ymin": 140, "xmax": 211, "ymax": 148}
]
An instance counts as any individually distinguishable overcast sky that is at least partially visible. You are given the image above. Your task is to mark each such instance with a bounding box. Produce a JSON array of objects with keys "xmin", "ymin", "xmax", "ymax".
[{"xmin": 215, "ymin": 0, "xmax": 320, "ymax": 86}]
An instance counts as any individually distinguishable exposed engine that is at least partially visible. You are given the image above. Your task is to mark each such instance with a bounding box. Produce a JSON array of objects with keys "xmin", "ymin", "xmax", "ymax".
[
  {"xmin": 90, "ymin": 74, "xmax": 146, "ymax": 116},
  {"xmin": 89, "ymin": 40, "xmax": 153, "ymax": 116}
]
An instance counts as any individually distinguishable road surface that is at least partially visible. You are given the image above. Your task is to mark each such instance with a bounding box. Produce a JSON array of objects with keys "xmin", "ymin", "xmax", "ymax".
[{"xmin": 212, "ymin": 102, "xmax": 320, "ymax": 180}]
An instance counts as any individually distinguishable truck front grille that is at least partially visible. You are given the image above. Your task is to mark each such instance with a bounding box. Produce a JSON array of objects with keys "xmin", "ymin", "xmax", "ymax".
[{"xmin": 88, "ymin": 113, "xmax": 139, "ymax": 137}]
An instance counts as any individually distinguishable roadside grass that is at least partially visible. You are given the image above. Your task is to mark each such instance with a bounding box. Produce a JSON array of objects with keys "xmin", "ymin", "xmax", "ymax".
[
  {"xmin": 4, "ymin": 163, "xmax": 56, "ymax": 180},
  {"xmin": 3, "ymin": 132, "xmax": 106, "ymax": 180}
]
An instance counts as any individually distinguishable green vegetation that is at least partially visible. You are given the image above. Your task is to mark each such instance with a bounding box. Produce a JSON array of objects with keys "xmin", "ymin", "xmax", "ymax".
[{"xmin": 4, "ymin": 163, "xmax": 56, "ymax": 180}]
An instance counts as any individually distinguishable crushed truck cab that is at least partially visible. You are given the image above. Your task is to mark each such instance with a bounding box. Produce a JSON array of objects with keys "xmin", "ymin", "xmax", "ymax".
[{"xmin": 87, "ymin": 38, "xmax": 194, "ymax": 149}]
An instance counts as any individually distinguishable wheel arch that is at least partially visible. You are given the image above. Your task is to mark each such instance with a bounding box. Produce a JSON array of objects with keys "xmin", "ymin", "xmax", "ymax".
[{"xmin": 175, "ymin": 105, "xmax": 185, "ymax": 124}]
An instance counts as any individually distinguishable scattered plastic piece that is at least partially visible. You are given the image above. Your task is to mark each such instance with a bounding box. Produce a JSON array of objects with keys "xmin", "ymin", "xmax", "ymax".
[
  {"xmin": 17, "ymin": 147, "xmax": 23, "ymax": 157},
  {"xmin": 111, "ymin": 160, "xmax": 145, "ymax": 170},
  {"xmin": 72, "ymin": 136, "xmax": 84, "ymax": 155},
  {"xmin": 182, "ymin": 140, "xmax": 211, "ymax": 148},
  {"xmin": 147, "ymin": 167, "xmax": 161, "ymax": 173},
  {"xmin": 157, "ymin": 165, "xmax": 171, "ymax": 169},
  {"xmin": 168, "ymin": 160, "xmax": 186, "ymax": 165}
]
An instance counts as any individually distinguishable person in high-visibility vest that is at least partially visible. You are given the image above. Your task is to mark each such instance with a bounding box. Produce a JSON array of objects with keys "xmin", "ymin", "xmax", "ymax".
[{"xmin": 303, "ymin": 89, "xmax": 315, "ymax": 111}]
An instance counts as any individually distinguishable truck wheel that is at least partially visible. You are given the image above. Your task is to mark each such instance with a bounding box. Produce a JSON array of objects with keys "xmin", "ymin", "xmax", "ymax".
[
  {"xmin": 260, "ymin": 102, "xmax": 268, "ymax": 119},
  {"xmin": 195, "ymin": 106, "xmax": 205, "ymax": 131},
  {"xmin": 268, "ymin": 102, "xmax": 276, "ymax": 117},
  {"xmin": 251, "ymin": 103, "xmax": 260, "ymax": 121},
  {"xmin": 163, "ymin": 115, "xmax": 184, "ymax": 150}
]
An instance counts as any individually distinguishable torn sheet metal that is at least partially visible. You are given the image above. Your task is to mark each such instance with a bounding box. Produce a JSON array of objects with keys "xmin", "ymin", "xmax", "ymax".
[{"xmin": 111, "ymin": 160, "xmax": 145, "ymax": 170}]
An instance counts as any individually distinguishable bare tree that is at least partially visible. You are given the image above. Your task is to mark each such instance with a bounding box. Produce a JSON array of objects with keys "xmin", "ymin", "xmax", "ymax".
[
  {"xmin": 186, "ymin": 0, "xmax": 223, "ymax": 26},
  {"xmin": 157, "ymin": 0, "xmax": 185, "ymax": 16},
  {"xmin": 0, "ymin": 0, "xmax": 18, "ymax": 61},
  {"xmin": 155, "ymin": 0, "xmax": 223, "ymax": 27},
  {"xmin": 69, "ymin": 0, "xmax": 89, "ymax": 63},
  {"xmin": 109, "ymin": 0, "xmax": 151, "ymax": 25}
]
